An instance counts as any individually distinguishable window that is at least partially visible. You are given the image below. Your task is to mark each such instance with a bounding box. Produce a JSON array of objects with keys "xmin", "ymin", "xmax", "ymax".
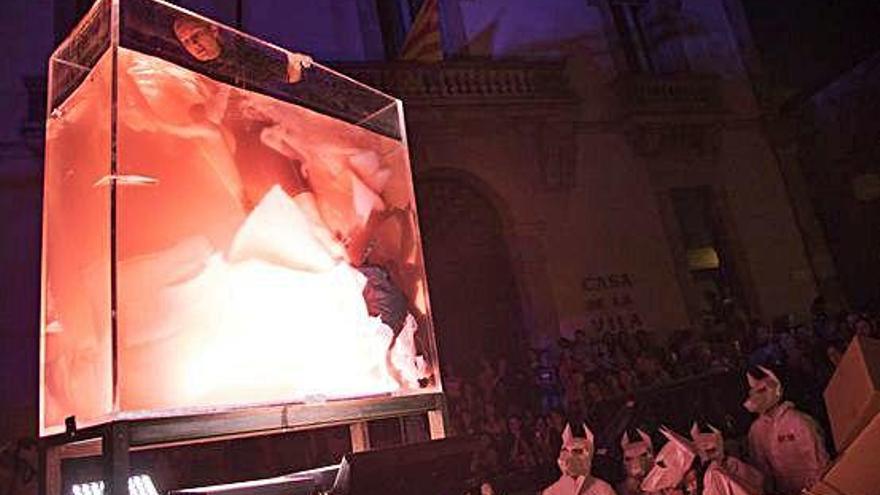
[
  {"xmin": 670, "ymin": 187, "xmax": 743, "ymax": 312},
  {"xmin": 375, "ymin": 0, "xmax": 427, "ymax": 59}
]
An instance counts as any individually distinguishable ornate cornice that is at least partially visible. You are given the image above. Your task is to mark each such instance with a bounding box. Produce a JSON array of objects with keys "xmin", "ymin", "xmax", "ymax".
[{"xmin": 334, "ymin": 60, "xmax": 577, "ymax": 106}]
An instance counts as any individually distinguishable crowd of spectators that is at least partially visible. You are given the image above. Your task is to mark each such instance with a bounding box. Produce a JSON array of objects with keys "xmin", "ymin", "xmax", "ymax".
[
  {"xmin": 3, "ymin": 294, "xmax": 876, "ymax": 495},
  {"xmin": 445, "ymin": 294, "xmax": 880, "ymax": 494}
]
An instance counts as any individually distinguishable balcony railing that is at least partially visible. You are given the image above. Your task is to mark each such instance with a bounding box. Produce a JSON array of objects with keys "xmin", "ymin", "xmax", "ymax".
[
  {"xmin": 334, "ymin": 60, "xmax": 575, "ymax": 104},
  {"xmin": 615, "ymin": 73, "xmax": 723, "ymax": 116}
]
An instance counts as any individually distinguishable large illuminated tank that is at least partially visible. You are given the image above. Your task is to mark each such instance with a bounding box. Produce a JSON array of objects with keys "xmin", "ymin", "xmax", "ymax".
[{"xmin": 41, "ymin": 0, "xmax": 440, "ymax": 435}]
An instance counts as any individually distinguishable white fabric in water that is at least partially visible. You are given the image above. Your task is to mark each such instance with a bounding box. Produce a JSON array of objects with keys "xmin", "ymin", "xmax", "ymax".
[{"xmin": 227, "ymin": 185, "xmax": 336, "ymax": 272}]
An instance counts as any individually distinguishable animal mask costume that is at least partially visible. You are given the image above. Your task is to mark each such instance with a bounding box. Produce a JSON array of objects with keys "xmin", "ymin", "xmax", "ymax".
[
  {"xmin": 743, "ymin": 366, "xmax": 782, "ymax": 414},
  {"xmin": 544, "ymin": 423, "xmax": 616, "ymax": 495},
  {"xmin": 641, "ymin": 427, "xmax": 699, "ymax": 493},
  {"xmin": 559, "ymin": 423, "xmax": 595, "ymax": 478},
  {"xmin": 621, "ymin": 429, "xmax": 654, "ymax": 480},
  {"xmin": 689, "ymin": 422, "xmax": 724, "ymax": 463}
]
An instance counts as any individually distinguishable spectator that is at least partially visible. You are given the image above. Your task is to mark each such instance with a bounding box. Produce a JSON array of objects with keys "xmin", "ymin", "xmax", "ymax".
[
  {"xmin": 746, "ymin": 322, "xmax": 784, "ymax": 369},
  {"xmin": 533, "ymin": 414, "xmax": 556, "ymax": 462},
  {"xmin": 445, "ymin": 364, "xmax": 463, "ymax": 400},
  {"xmin": 504, "ymin": 415, "xmax": 537, "ymax": 470},
  {"xmin": 479, "ymin": 480, "xmax": 500, "ymax": 495},
  {"xmin": 483, "ymin": 404, "xmax": 507, "ymax": 440},
  {"xmin": 477, "ymin": 358, "xmax": 504, "ymax": 401},
  {"xmin": 437, "ymin": 296, "xmax": 880, "ymax": 494},
  {"xmin": 852, "ymin": 315, "xmax": 877, "ymax": 338},
  {"xmin": 585, "ymin": 381, "xmax": 604, "ymax": 404},
  {"xmin": 825, "ymin": 343, "xmax": 844, "ymax": 368},
  {"xmin": 564, "ymin": 372, "xmax": 587, "ymax": 415},
  {"xmin": 603, "ymin": 373, "xmax": 623, "ymax": 399}
]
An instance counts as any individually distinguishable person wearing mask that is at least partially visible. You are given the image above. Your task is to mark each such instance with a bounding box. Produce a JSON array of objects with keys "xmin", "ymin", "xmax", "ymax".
[
  {"xmin": 744, "ymin": 366, "xmax": 829, "ymax": 494},
  {"xmin": 690, "ymin": 423, "xmax": 764, "ymax": 495},
  {"xmin": 618, "ymin": 429, "xmax": 657, "ymax": 495},
  {"xmin": 543, "ymin": 424, "xmax": 617, "ymax": 495},
  {"xmin": 641, "ymin": 427, "xmax": 703, "ymax": 495}
]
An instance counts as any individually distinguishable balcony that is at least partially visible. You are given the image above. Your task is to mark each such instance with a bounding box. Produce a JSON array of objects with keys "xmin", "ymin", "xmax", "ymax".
[
  {"xmin": 333, "ymin": 60, "xmax": 575, "ymax": 106},
  {"xmin": 615, "ymin": 73, "xmax": 723, "ymax": 118}
]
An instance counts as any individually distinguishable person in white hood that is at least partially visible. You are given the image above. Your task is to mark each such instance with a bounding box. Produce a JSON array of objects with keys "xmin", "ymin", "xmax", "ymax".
[
  {"xmin": 744, "ymin": 366, "xmax": 829, "ymax": 494},
  {"xmin": 640, "ymin": 427, "xmax": 702, "ymax": 495},
  {"xmin": 690, "ymin": 422, "xmax": 764, "ymax": 495},
  {"xmin": 542, "ymin": 423, "xmax": 617, "ymax": 495},
  {"xmin": 618, "ymin": 429, "xmax": 657, "ymax": 495}
]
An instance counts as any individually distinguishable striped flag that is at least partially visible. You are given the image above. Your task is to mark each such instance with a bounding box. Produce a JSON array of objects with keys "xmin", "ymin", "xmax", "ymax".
[{"xmin": 399, "ymin": 0, "xmax": 443, "ymax": 62}]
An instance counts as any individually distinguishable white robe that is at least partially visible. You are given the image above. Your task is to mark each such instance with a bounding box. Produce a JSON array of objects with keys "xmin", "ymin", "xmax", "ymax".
[
  {"xmin": 543, "ymin": 475, "xmax": 617, "ymax": 495},
  {"xmin": 703, "ymin": 459, "xmax": 764, "ymax": 495},
  {"xmin": 616, "ymin": 477, "xmax": 658, "ymax": 495},
  {"xmin": 747, "ymin": 402, "xmax": 829, "ymax": 494},
  {"xmin": 718, "ymin": 456, "xmax": 765, "ymax": 495}
]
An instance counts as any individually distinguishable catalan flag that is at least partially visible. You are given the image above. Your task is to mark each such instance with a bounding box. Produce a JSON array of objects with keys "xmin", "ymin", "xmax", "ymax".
[{"xmin": 399, "ymin": 0, "xmax": 443, "ymax": 62}]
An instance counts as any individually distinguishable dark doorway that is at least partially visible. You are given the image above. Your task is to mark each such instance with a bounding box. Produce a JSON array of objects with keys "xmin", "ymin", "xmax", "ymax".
[{"xmin": 416, "ymin": 173, "xmax": 525, "ymax": 375}]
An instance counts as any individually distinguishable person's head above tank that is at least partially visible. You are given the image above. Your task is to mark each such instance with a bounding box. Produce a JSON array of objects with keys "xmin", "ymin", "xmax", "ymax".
[
  {"xmin": 172, "ymin": 16, "xmax": 223, "ymax": 62},
  {"xmin": 170, "ymin": 14, "xmax": 312, "ymax": 84}
]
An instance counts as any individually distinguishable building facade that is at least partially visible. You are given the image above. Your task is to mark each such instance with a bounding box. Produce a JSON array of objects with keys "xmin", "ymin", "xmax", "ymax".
[
  {"xmin": 782, "ymin": 53, "xmax": 880, "ymax": 310},
  {"xmin": 0, "ymin": 0, "xmax": 824, "ymax": 441},
  {"xmin": 341, "ymin": 0, "xmax": 819, "ymax": 362}
]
